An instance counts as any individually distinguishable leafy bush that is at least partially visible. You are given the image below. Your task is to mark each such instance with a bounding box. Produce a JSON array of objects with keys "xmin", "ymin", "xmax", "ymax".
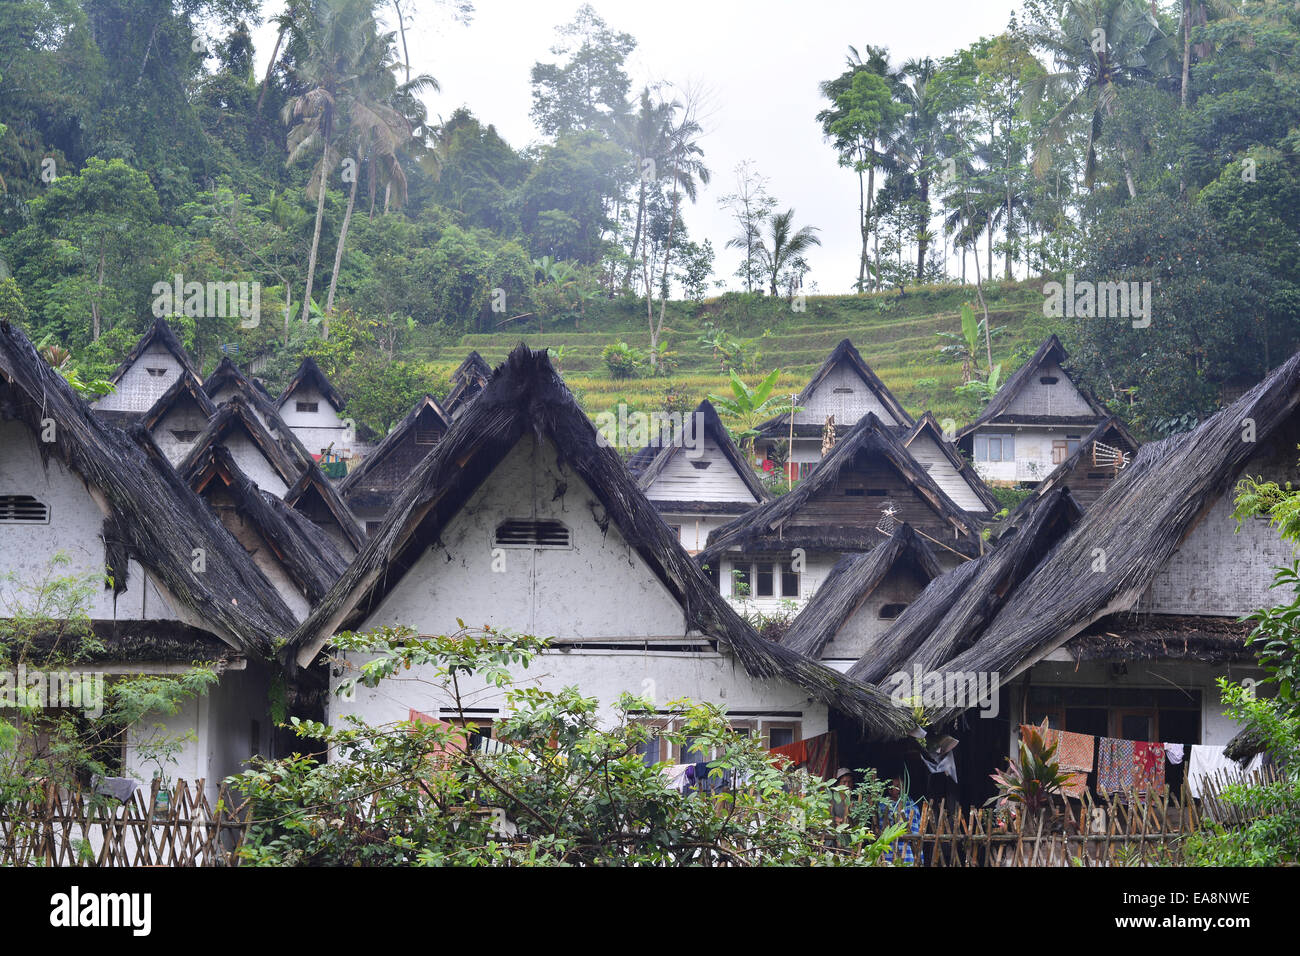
[{"xmin": 602, "ymin": 341, "xmax": 643, "ymax": 378}]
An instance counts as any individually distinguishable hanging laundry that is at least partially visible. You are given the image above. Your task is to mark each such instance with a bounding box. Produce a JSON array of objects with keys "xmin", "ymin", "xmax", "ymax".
[
  {"xmin": 660, "ymin": 764, "xmax": 690, "ymax": 793},
  {"xmin": 1097, "ymin": 737, "xmax": 1136, "ymax": 793},
  {"xmin": 769, "ymin": 730, "xmax": 838, "ymax": 780},
  {"xmin": 1021, "ymin": 725, "xmax": 1093, "ymax": 798},
  {"xmin": 1187, "ymin": 744, "xmax": 1240, "ymax": 798},
  {"xmin": 1163, "ymin": 743, "xmax": 1185, "ymax": 765},
  {"xmin": 1132, "ymin": 741, "xmax": 1165, "ymax": 794},
  {"xmin": 920, "ymin": 750, "xmax": 958, "ymax": 784}
]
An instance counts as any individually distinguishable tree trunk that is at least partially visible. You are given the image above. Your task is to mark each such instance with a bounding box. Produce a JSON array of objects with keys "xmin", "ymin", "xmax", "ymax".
[
  {"xmin": 326, "ymin": 133, "xmax": 366, "ymax": 316},
  {"xmin": 857, "ymin": 164, "xmax": 868, "ymax": 292},
  {"xmin": 623, "ymin": 178, "xmax": 647, "ymax": 291},
  {"xmin": 92, "ymin": 245, "xmax": 105, "ymax": 341},
  {"xmin": 865, "ymin": 154, "xmax": 876, "ymax": 290},
  {"xmin": 302, "ymin": 148, "xmax": 331, "ymax": 335},
  {"xmin": 256, "ymin": 25, "xmax": 286, "ymax": 114},
  {"xmin": 915, "ymin": 172, "xmax": 930, "ymax": 282}
]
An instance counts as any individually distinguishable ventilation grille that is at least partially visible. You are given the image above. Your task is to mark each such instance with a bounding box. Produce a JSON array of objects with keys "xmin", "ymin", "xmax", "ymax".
[
  {"xmin": 0, "ymin": 494, "xmax": 50, "ymax": 524},
  {"xmin": 494, "ymin": 519, "xmax": 571, "ymax": 548}
]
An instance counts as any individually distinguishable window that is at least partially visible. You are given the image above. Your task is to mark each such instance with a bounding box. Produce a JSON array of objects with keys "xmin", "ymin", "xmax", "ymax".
[
  {"xmin": 635, "ymin": 732, "xmax": 664, "ymax": 766},
  {"xmin": 295, "ymin": 400, "xmax": 319, "ymax": 414},
  {"xmin": 365, "ymin": 520, "xmax": 383, "ymax": 537},
  {"xmin": 879, "ymin": 603, "xmax": 907, "ymax": 619},
  {"xmin": 755, "ymin": 562, "xmax": 775, "ymax": 597},
  {"xmin": 1052, "ymin": 436, "xmax": 1083, "ymax": 464},
  {"xmin": 766, "ymin": 724, "xmax": 797, "ymax": 749},
  {"xmin": 1039, "ymin": 376, "xmax": 1059, "ymax": 385},
  {"xmin": 0, "ymin": 494, "xmax": 50, "ymax": 524},
  {"xmin": 171, "ymin": 429, "xmax": 199, "ymax": 444},
  {"xmin": 781, "ymin": 561, "xmax": 799, "ymax": 599},
  {"xmin": 666, "ymin": 525, "xmax": 682, "ymax": 539},
  {"xmin": 704, "ymin": 562, "xmax": 720, "ymax": 590},
  {"xmin": 866, "ymin": 488, "xmax": 888, "ymax": 496},
  {"xmin": 732, "ymin": 564, "xmax": 751, "ymax": 596},
  {"xmin": 689, "ymin": 459, "xmax": 713, "ymax": 470},
  {"xmin": 974, "ymin": 433, "xmax": 1015, "ymax": 462},
  {"xmin": 678, "ymin": 735, "xmax": 710, "ymax": 764},
  {"xmin": 145, "ymin": 367, "xmax": 169, "ymax": 378},
  {"xmin": 494, "ymin": 519, "xmax": 571, "ymax": 549}
]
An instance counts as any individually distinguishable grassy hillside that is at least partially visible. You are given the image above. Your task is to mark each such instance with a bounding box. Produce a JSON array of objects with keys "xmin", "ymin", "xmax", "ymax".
[{"xmin": 429, "ymin": 279, "xmax": 1059, "ymax": 433}]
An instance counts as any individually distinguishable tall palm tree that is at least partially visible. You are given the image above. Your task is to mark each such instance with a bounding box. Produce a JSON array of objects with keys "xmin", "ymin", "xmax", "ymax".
[
  {"xmin": 1027, "ymin": 0, "xmax": 1174, "ymax": 198},
  {"xmin": 283, "ymin": 0, "xmax": 378, "ymax": 334},
  {"xmin": 888, "ymin": 57, "xmax": 946, "ymax": 281},
  {"xmin": 760, "ymin": 209, "xmax": 821, "ymax": 297}
]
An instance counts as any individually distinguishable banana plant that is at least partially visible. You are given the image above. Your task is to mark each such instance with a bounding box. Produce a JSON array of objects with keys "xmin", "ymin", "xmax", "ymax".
[{"xmin": 708, "ymin": 368, "xmax": 803, "ymax": 457}]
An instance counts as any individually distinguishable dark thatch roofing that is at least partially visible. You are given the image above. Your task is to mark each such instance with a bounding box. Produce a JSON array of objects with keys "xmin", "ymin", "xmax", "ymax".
[
  {"xmin": 139, "ymin": 367, "xmax": 217, "ymax": 432},
  {"xmin": 277, "ymin": 356, "xmax": 344, "ymax": 412},
  {"xmin": 957, "ymin": 334, "xmax": 1106, "ymax": 437},
  {"xmin": 26, "ymin": 620, "xmax": 248, "ymax": 665},
  {"xmin": 782, "ymin": 524, "xmax": 942, "ymax": 659},
  {"xmin": 914, "ymin": 349, "xmax": 1300, "ymax": 723},
  {"xmin": 1066, "ymin": 613, "xmax": 1255, "ymax": 664},
  {"xmin": 698, "ymin": 411, "xmax": 984, "ymax": 563},
  {"xmin": 282, "ymin": 462, "xmax": 365, "ymax": 554},
  {"xmin": 635, "ymin": 399, "xmax": 769, "ymax": 506},
  {"xmin": 289, "ymin": 344, "xmax": 918, "ymax": 741},
  {"xmin": 848, "ymin": 485, "xmax": 1082, "ymax": 684},
  {"xmin": 444, "ymin": 350, "xmax": 493, "ymax": 417},
  {"xmin": 104, "ymin": 317, "xmax": 201, "ymax": 386},
  {"xmin": 187, "ymin": 444, "xmax": 349, "ymax": 603},
  {"xmin": 0, "ymin": 319, "xmax": 298, "ymax": 656},
  {"xmin": 177, "ymin": 396, "xmax": 301, "ymax": 491},
  {"xmin": 902, "ymin": 412, "xmax": 1000, "ymax": 514},
  {"xmin": 338, "ymin": 394, "xmax": 451, "ymax": 511},
  {"xmin": 757, "ymin": 339, "xmax": 914, "ymax": 438}
]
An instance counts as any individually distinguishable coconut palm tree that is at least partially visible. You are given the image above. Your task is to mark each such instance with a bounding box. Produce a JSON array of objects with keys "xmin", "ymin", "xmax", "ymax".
[
  {"xmin": 283, "ymin": 0, "xmax": 378, "ymax": 334},
  {"xmin": 1027, "ymin": 0, "xmax": 1175, "ymax": 198},
  {"xmin": 759, "ymin": 209, "xmax": 821, "ymax": 297}
]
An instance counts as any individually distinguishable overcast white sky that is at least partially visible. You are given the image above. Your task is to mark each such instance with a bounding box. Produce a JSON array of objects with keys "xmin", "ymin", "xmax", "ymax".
[{"xmin": 255, "ymin": 0, "xmax": 1024, "ymax": 294}]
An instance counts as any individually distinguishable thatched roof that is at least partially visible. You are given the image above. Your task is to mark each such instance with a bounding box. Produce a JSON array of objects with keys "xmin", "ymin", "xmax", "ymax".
[
  {"xmin": 1005, "ymin": 415, "xmax": 1140, "ymax": 519},
  {"xmin": 277, "ymin": 356, "xmax": 344, "ymax": 412},
  {"xmin": 1066, "ymin": 613, "xmax": 1254, "ymax": 664},
  {"xmin": 177, "ymin": 396, "xmax": 302, "ymax": 492},
  {"xmin": 635, "ymin": 399, "xmax": 769, "ymax": 506},
  {"xmin": 698, "ymin": 411, "xmax": 984, "ymax": 562},
  {"xmin": 283, "ymin": 463, "xmax": 365, "ymax": 554},
  {"xmin": 104, "ymin": 317, "xmax": 201, "ymax": 387},
  {"xmin": 782, "ymin": 524, "xmax": 942, "ymax": 659},
  {"xmin": 757, "ymin": 339, "xmax": 913, "ymax": 439},
  {"xmin": 902, "ymin": 412, "xmax": 1000, "ymax": 515},
  {"xmin": 139, "ymin": 367, "xmax": 217, "ymax": 432},
  {"xmin": 187, "ymin": 444, "xmax": 349, "ymax": 603},
  {"xmin": 915, "ymin": 350, "xmax": 1300, "ymax": 722},
  {"xmin": 444, "ymin": 350, "xmax": 492, "ymax": 418},
  {"xmin": 958, "ymin": 335, "xmax": 1106, "ymax": 436},
  {"xmin": 289, "ymin": 344, "xmax": 918, "ymax": 741},
  {"xmin": 338, "ymin": 394, "xmax": 451, "ymax": 512},
  {"xmin": 849, "ymin": 485, "xmax": 1082, "ymax": 684},
  {"xmin": 0, "ymin": 319, "xmax": 298, "ymax": 656}
]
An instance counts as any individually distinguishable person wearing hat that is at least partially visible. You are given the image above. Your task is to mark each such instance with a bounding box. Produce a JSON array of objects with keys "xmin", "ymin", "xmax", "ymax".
[{"xmin": 830, "ymin": 768, "xmax": 855, "ymax": 846}]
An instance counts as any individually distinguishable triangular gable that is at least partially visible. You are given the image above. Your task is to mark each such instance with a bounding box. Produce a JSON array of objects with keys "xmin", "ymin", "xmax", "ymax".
[
  {"xmin": 0, "ymin": 319, "xmax": 296, "ymax": 655},
  {"xmin": 903, "ymin": 413, "xmax": 999, "ymax": 515},
  {"xmin": 636, "ymin": 400, "xmax": 769, "ymax": 509},
  {"xmin": 277, "ymin": 356, "xmax": 344, "ymax": 412},
  {"xmin": 700, "ymin": 412, "xmax": 983, "ymax": 561},
  {"xmin": 289, "ymin": 345, "xmax": 916, "ymax": 741},
  {"xmin": 338, "ymin": 395, "xmax": 451, "ymax": 512},
  {"xmin": 758, "ymin": 339, "xmax": 914, "ymax": 438},
  {"xmin": 1004, "ymin": 415, "xmax": 1140, "ymax": 515},
  {"xmin": 783, "ymin": 524, "xmax": 941, "ymax": 659},
  {"xmin": 444, "ymin": 350, "xmax": 493, "ymax": 418},
  {"xmin": 958, "ymin": 335, "xmax": 1106, "ymax": 437},
  {"xmin": 140, "ymin": 368, "xmax": 217, "ymax": 432},
  {"xmin": 92, "ymin": 318, "xmax": 202, "ymax": 415},
  {"xmin": 178, "ymin": 398, "xmax": 301, "ymax": 496},
  {"xmin": 284, "ymin": 464, "xmax": 364, "ymax": 555}
]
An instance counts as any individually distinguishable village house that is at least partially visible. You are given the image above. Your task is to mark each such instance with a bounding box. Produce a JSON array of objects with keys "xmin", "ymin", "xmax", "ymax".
[
  {"xmin": 289, "ymin": 345, "xmax": 914, "ymax": 756},
  {"xmin": 338, "ymin": 394, "xmax": 452, "ymax": 535},
  {"xmin": 137, "ymin": 367, "xmax": 217, "ymax": 465},
  {"xmin": 698, "ymin": 411, "xmax": 985, "ymax": 617},
  {"xmin": 275, "ymin": 357, "xmax": 356, "ymax": 461},
  {"xmin": 902, "ymin": 412, "xmax": 999, "ymax": 517},
  {"xmin": 444, "ymin": 350, "xmax": 493, "ymax": 420},
  {"xmin": 842, "ymin": 355, "xmax": 1300, "ymax": 803},
  {"xmin": 1, "ymin": 318, "xmax": 302, "ymax": 804},
  {"xmin": 629, "ymin": 399, "xmax": 770, "ymax": 554},
  {"xmin": 755, "ymin": 339, "xmax": 914, "ymax": 479},
  {"xmin": 90, "ymin": 317, "xmax": 204, "ymax": 422},
  {"xmin": 1002, "ymin": 414, "xmax": 1140, "ymax": 513},
  {"xmin": 957, "ymin": 335, "xmax": 1114, "ymax": 487}
]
